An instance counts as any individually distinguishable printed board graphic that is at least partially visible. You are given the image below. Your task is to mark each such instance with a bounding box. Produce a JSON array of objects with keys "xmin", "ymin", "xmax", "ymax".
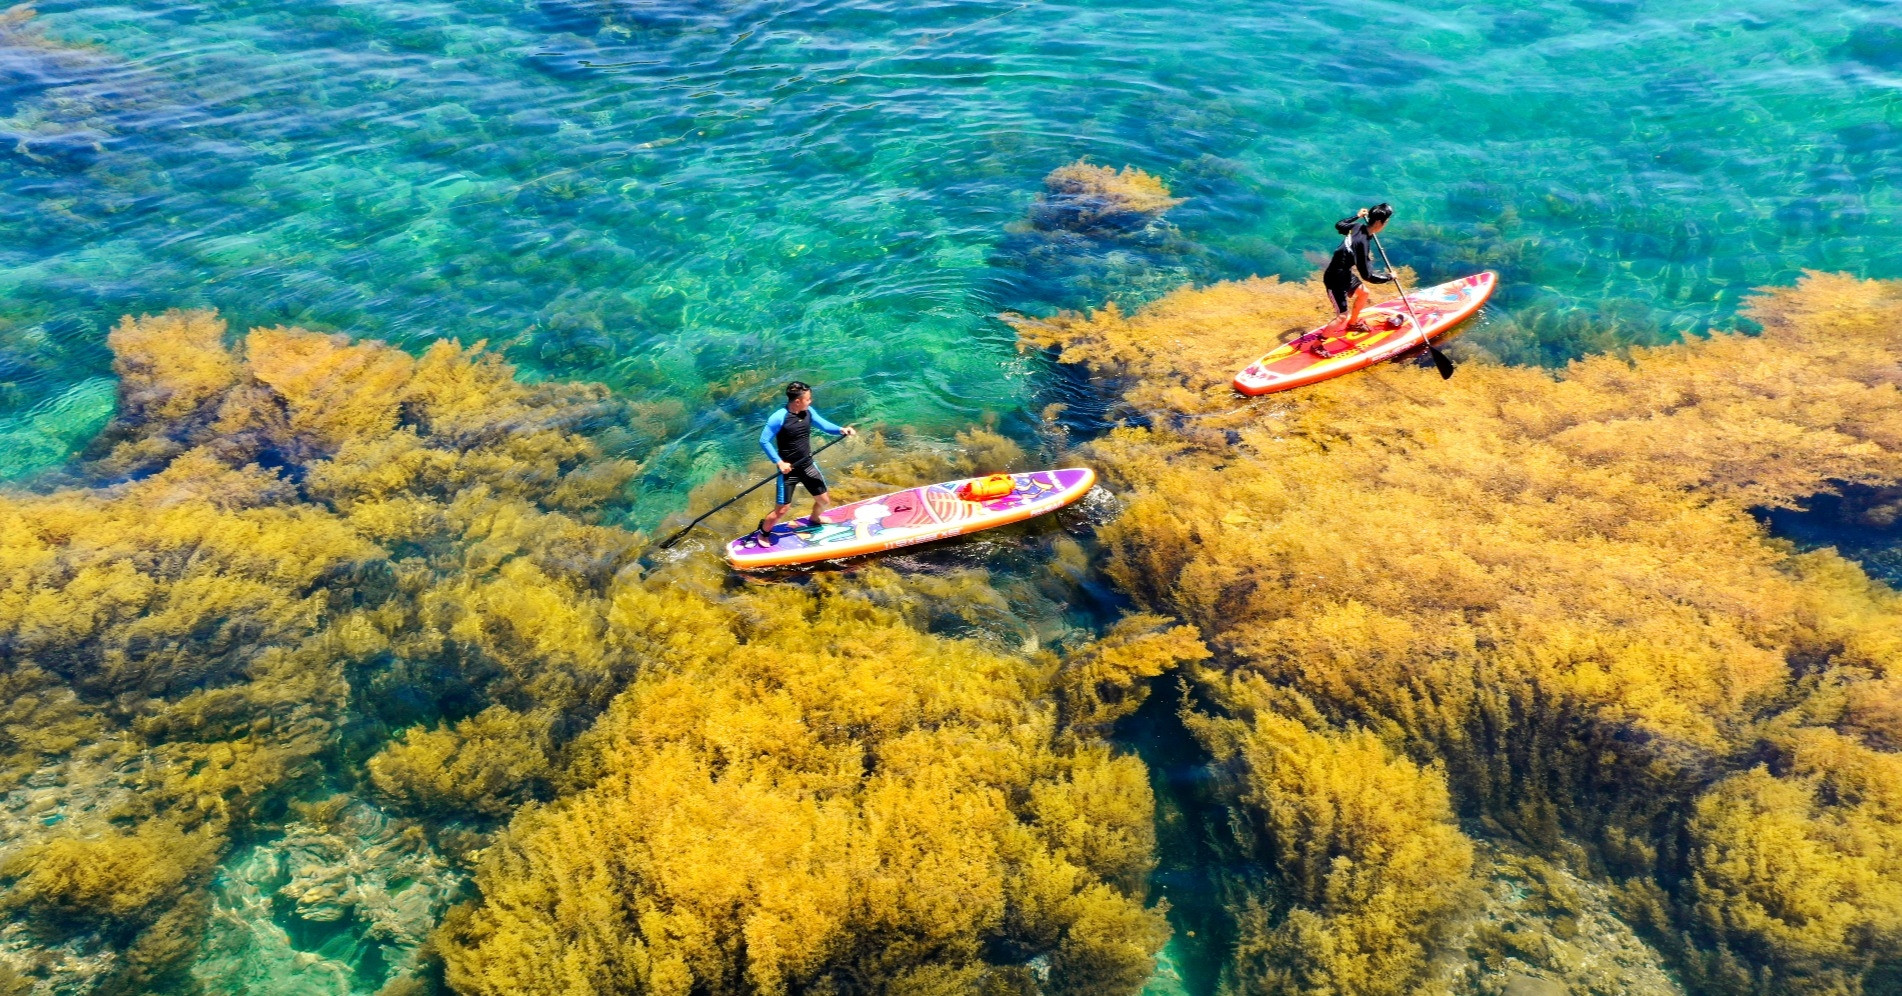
[
  {"xmin": 727, "ymin": 468, "xmax": 1095, "ymax": 569},
  {"xmin": 1233, "ymin": 271, "xmax": 1497, "ymax": 396}
]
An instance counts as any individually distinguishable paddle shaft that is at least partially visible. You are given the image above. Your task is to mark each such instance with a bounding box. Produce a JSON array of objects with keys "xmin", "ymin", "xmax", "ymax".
[
  {"xmin": 1371, "ymin": 233, "xmax": 1455, "ymax": 379},
  {"xmin": 656, "ymin": 434, "xmax": 849, "ymax": 549}
]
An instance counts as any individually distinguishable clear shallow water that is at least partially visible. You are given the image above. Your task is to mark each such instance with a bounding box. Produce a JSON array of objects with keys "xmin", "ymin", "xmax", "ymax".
[{"xmin": 2, "ymin": 0, "xmax": 1899, "ymax": 503}]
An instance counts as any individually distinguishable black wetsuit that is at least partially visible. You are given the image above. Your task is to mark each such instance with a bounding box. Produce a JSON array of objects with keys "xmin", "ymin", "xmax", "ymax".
[
  {"xmin": 760, "ymin": 405, "xmax": 845, "ymax": 504},
  {"xmin": 1323, "ymin": 220, "xmax": 1394, "ymax": 313}
]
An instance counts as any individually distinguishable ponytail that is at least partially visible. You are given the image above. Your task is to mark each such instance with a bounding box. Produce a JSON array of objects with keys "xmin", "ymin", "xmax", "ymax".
[{"xmin": 1335, "ymin": 202, "xmax": 1394, "ymax": 234}]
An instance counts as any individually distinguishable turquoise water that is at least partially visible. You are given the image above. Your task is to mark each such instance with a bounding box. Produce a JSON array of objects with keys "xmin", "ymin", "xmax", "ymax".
[
  {"xmin": 3, "ymin": 3, "xmax": 1900, "ymax": 989},
  {"xmin": 3, "ymin": 0, "xmax": 1899, "ymax": 500}
]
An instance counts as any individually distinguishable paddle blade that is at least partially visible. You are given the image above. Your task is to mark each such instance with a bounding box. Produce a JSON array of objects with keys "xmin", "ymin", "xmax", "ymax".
[{"xmin": 1429, "ymin": 346, "xmax": 1455, "ymax": 380}]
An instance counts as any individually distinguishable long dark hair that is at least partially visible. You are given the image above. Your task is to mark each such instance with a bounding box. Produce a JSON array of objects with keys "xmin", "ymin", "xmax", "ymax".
[{"xmin": 1334, "ymin": 202, "xmax": 1394, "ymax": 234}]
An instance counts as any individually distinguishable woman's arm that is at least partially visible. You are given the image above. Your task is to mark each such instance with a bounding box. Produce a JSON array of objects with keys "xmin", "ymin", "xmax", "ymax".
[{"xmin": 1352, "ymin": 228, "xmax": 1394, "ymax": 284}]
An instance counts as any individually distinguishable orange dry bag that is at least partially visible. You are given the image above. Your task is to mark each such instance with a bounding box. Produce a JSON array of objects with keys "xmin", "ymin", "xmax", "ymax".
[{"xmin": 956, "ymin": 473, "xmax": 1015, "ymax": 501}]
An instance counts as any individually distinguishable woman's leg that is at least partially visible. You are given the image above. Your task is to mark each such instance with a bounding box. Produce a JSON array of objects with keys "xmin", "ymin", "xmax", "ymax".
[
  {"xmin": 1345, "ymin": 285, "xmax": 1370, "ymax": 329},
  {"xmin": 1319, "ymin": 282, "xmax": 1352, "ymax": 336}
]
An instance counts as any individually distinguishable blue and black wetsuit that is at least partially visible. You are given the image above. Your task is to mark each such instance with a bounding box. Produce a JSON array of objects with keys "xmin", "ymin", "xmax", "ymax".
[
  {"xmin": 1322, "ymin": 219, "xmax": 1394, "ymax": 313},
  {"xmin": 760, "ymin": 406, "xmax": 846, "ymax": 505}
]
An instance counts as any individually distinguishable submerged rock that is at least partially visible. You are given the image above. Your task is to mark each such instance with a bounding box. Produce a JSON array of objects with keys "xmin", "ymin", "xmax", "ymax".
[
  {"xmin": 1443, "ymin": 846, "xmax": 1683, "ymax": 996},
  {"xmin": 0, "ymin": 748, "xmax": 184, "ymax": 994},
  {"xmin": 193, "ymin": 798, "xmax": 463, "ymax": 995},
  {"xmin": 0, "ymin": 5, "xmax": 171, "ymax": 169}
]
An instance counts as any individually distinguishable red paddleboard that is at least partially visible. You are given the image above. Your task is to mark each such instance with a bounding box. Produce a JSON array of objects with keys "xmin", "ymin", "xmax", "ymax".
[
  {"xmin": 726, "ymin": 468, "xmax": 1096, "ymax": 569},
  {"xmin": 1233, "ymin": 271, "xmax": 1496, "ymax": 396}
]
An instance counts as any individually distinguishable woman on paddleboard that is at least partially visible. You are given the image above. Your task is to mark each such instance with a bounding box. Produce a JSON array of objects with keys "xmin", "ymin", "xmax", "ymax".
[{"xmin": 1305, "ymin": 202, "xmax": 1397, "ymax": 356}]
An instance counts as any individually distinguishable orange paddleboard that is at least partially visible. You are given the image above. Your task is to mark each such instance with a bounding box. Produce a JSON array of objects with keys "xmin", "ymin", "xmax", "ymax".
[
  {"xmin": 726, "ymin": 468, "xmax": 1095, "ymax": 569},
  {"xmin": 1233, "ymin": 271, "xmax": 1496, "ymax": 396}
]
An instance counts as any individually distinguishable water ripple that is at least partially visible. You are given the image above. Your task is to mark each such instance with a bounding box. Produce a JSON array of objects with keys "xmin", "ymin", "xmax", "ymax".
[{"xmin": 0, "ymin": 0, "xmax": 1895, "ymax": 494}]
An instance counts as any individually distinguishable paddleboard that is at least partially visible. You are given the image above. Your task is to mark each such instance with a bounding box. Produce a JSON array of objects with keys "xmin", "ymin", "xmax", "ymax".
[
  {"xmin": 726, "ymin": 468, "xmax": 1096, "ymax": 569},
  {"xmin": 1233, "ymin": 271, "xmax": 1496, "ymax": 396}
]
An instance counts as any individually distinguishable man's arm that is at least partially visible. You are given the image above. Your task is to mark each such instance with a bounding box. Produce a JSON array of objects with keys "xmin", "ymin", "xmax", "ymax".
[
  {"xmin": 809, "ymin": 408, "xmax": 848, "ymax": 436},
  {"xmin": 759, "ymin": 409, "xmax": 786, "ymax": 462}
]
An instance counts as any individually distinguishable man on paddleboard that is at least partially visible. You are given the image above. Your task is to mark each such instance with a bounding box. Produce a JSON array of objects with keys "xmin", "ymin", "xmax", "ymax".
[
  {"xmin": 1300, "ymin": 202, "xmax": 1397, "ymax": 357},
  {"xmin": 752, "ymin": 380, "xmax": 856, "ymax": 544}
]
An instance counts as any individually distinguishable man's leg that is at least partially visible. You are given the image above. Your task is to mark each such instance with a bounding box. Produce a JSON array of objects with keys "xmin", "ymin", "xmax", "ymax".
[
  {"xmin": 760, "ymin": 501, "xmax": 792, "ymax": 534},
  {"xmin": 807, "ymin": 492, "xmax": 834, "ymax": 526},
  {"xmin": 758, "ymin": 471, "xmax": 795, "ymax": 537},
  {"xmin": 794, "ymin": 466, "xmax": 833, "ymax": 530}
]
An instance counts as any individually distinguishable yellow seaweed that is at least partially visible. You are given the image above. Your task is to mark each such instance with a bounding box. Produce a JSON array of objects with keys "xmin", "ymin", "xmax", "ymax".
[
  {"xmin": 1031, "ymin": 271, "xmax": 1902, "ymax": 992},
  {"xmin": 0, "ymin": 309, "xmax": 1171, "ymax": 993},
  {"xmin": 1687, "ymin": 728, "xmax": 1902, "ymax": 990},
  {"xmin": 368, "ymin": 706, "xmax": 554, "ymax": 818},
  {"xmin": 1057, "ymin": 612, "xmax": 1210, "ymax": 735},
  {"xmin": 440, "ymin": 581, "xmax": 1169, "ymax": 995},
  {"xmin": 1033, "ymin": 161, "xmax": 1185, "ymax": 232},
  {"xmin": 0, "ymin": 312, "xmax": 655, "ymax": 986},
  {"xmin": 1209, "ymin": 702, "xmax": 1475, "ymax": 996},
  {"xmin": 2, "ymin": 818, "xmax": 221, "ymax": 931}
]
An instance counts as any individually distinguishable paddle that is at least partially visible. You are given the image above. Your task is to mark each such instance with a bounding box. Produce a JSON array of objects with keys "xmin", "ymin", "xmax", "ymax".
[
  {"xmin": 656, "ymin": 434, "xmax": 850, "ymax": 550},
  {"xmin": 1370, "ymin": 233, "xmax": 1455, "ymax": 380}
]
